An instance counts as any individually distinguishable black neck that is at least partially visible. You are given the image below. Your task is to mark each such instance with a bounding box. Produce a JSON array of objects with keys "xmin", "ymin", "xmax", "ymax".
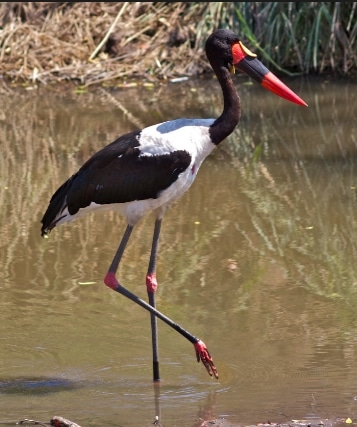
[{"xmin": 209, "ymin": 65, "xmax": 241, "ymax": 145}]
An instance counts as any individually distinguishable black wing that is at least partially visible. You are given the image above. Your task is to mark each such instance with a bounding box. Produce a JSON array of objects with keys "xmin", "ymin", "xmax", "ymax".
[{"xmin": 41, "ymin": 130, "xmax": 191, "ymax": 234}]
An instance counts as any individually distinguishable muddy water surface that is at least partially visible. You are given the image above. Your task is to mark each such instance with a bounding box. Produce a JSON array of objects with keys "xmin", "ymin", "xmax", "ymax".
[{"xmin": 0, "ymin": 76, "xmax": 357, "ymax": 426}]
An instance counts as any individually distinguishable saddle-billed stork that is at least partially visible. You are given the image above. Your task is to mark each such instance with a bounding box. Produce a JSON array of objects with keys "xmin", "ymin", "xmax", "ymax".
[{"xmin": 41, "ymin": 29, "xmax": 307, "ymax": 382}]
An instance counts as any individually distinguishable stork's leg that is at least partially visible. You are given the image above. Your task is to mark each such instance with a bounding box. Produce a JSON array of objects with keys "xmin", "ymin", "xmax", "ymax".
[
  {"xmin": 146, "ymin": 218, "xmax": 162, "ymax": 382},
  {"xmin": 106, "ymin": 224, "xmax": 133, "ymax": 275},
  {"xmin": 103, "ymin": 224, "xmax": 219, "ymax": 380}
]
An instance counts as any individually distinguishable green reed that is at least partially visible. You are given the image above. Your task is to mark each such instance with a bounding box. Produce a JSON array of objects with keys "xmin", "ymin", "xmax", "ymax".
[{"xmin": 197, "ymin": 2, "xmax": 357, "ymax": 75}]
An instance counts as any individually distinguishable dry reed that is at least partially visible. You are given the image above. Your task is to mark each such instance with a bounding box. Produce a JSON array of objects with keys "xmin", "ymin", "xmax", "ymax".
[
  {"xmin": 0, "ymin": 2, "xmax": 356, "ymax": 87},
  {"xmin": 0, "ymin": 2, "xmax": 216, "ymax": 86}
]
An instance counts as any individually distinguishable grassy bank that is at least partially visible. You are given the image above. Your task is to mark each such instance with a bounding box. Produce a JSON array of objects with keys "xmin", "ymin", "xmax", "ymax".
[{"xmin": 0, "ymin": 2, "xmax": 356, "ymax": 87}]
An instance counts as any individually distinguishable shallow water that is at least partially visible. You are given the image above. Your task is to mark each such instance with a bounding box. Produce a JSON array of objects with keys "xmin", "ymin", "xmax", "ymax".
[{"xmin": 0, "ymin": 75, "xmax": 357, "ymax": 426}]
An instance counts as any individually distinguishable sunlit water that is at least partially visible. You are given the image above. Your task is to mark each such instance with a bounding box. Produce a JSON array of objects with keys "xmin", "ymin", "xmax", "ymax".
[{"xmin": 0, "ymin": 75, "xmax": 357, "ymax": 426}]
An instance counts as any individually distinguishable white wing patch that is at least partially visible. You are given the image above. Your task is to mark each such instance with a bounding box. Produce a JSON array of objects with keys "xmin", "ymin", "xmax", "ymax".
[{"xmin": 139, "ymin": 118, "xmax": 216, "ymax": 163}]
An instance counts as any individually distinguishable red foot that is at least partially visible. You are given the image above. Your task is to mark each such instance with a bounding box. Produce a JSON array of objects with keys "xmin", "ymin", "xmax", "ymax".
[
  {"xmin": 146, "ymin": 273, "xmax": 158, "ymax": 293},
  {"xmin": 104, "ymin": 272, "xmax": 120, "ymax": 290},
  {"xmin": 194, "ymin": 340, "xmax": 219, "ymax": 379}
]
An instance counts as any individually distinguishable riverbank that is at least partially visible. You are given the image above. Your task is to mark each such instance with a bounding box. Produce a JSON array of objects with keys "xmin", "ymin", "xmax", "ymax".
[{"xmin": 0, "ymin": 2, "xmax": 356, "ymax": 87}]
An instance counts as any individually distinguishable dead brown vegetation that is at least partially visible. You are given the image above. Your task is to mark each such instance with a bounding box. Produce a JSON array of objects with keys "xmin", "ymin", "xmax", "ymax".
[
  {"xmin": 0, "ymin": 2, "xmax": 218, "ymax": 86},
  {"xmin": 1, "ymin": 2, "xmax": 356, "ymax": 87}
]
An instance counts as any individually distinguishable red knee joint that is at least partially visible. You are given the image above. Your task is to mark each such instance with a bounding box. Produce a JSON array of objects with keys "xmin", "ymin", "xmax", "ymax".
[
  {"xmin": 146, "ymin": 273, "xmax": 157, "ymax": 293},
  {"xmin": 104, "ymin": 272, "xmax": 119, "ymax": 290}
]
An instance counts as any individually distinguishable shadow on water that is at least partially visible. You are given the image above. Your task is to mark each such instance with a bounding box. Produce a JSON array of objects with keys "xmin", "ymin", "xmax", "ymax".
[
  {"xmin": 0, "ymin": 76, "xmax": 357, "ymax": 426},
  {"xmin": 0, "ymin": 377, "xmax": 79, "ymax": 395}
]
